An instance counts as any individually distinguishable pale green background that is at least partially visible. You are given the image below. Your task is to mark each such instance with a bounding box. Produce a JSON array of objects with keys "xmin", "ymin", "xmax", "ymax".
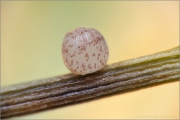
[{"xmin": 1, "ymin": 1, "xmax": 179, "ymax": 119}]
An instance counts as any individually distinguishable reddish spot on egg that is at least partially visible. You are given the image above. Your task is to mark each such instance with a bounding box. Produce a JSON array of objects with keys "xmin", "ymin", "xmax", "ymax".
[{"xmin": 62, "ymin": 27, "xmax": 109, "ymax": 75}]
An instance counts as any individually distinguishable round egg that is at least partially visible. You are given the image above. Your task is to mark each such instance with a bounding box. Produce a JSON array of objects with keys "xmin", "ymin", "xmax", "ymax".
[{"xmin": 62, "ymin": 27, "xmax": 109, "ymax": 75}]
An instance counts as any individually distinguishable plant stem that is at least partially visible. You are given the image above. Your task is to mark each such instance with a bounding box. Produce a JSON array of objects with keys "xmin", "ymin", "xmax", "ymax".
[{"xmin": 1, "ymin": 46, "xmax": 179, "ymax": 118}]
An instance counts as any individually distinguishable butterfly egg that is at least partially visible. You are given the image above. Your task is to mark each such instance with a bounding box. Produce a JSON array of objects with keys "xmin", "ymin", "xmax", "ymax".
[{"xmin": 62, "ymin": 27, "xmax": 109, "ymax": 75}]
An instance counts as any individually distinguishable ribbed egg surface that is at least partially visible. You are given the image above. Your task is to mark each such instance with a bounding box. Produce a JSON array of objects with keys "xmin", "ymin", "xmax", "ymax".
[{"xmin": 62, "ymin": 27, "xmax": 109, "ymax": 75}]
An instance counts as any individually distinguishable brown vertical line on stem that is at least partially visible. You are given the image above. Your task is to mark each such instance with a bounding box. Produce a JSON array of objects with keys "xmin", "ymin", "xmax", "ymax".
[{"xmin": 1, "ymin": 46, "xmax": 179, "ymax": 119}]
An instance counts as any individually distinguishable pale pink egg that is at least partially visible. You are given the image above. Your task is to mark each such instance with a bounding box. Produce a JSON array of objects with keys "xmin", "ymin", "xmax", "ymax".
[{"xmin": 62, "ymin": 27, "xmax": 109, "ymax": 75}]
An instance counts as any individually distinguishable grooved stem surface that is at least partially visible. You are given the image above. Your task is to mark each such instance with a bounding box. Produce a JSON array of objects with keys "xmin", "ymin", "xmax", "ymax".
[{"xmin": 1, "ymin": 46, "xmax": 179, "ymax": 118}]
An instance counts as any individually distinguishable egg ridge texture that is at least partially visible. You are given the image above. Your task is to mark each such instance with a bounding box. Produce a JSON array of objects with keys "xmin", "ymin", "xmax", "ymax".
[{"xmin": 62, "ymin": 27, "xmax": 109, "ymax": 75}]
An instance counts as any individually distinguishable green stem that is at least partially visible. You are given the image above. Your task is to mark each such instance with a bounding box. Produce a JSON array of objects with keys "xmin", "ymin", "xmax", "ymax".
[{"xmin": 1, "ymin": 46, "xmax": 179, "ymax": 118}]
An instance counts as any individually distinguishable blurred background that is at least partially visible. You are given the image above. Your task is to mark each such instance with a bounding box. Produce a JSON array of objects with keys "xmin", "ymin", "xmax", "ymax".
[{"xmin": 1, "ymin": 1, "xmax": 179, "ymax": 119}]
